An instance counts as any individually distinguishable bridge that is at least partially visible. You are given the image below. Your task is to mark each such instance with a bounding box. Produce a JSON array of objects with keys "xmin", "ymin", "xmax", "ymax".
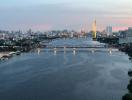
[
  {"xmin": 45, "ymin": 45, "xmax": 107, "ymax": 49},
  {"xmin": 38, "ymin": 44, "xmax": 118, "ymax": 55}
]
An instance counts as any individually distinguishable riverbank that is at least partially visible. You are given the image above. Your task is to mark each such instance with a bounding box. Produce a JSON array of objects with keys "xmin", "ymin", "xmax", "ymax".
[
  {"xmin": 97, "ymin": 37, "xmax": 132, "ymax": 54},
  {"xmin": 0, "ymin": 51, "xmax": 21, "ymax": 60},
  {"xmin": 97, "ymin": 36, "xmax": 132, "ymax": 100}
]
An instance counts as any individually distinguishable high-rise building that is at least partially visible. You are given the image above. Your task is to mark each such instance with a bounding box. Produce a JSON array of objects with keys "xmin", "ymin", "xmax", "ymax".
[{"xmin": 106, "ymin": 26, "xmax": 112, "ymax": 35}]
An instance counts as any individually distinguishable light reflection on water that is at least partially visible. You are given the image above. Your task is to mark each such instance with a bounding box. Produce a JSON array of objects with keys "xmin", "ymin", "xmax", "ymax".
[{"xmin": 0, "ymin": 38, "xmax": 131, "ymax": 100}]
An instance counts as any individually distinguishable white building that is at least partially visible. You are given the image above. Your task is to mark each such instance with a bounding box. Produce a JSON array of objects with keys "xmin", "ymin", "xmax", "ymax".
[{"xmin": 106, "ymin": 26, "xmax": 112, "ymax": 36}]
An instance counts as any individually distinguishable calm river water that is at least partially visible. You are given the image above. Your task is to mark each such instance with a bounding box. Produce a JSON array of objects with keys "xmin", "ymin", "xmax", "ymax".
[{"xmin": 0, "ymin": 38, "xmax": 131, "ymax": 100}]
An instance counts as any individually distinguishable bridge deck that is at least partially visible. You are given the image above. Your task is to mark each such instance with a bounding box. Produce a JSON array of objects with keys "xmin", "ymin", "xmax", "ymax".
[
  {"xmin": 41, "ymin": 45, "xmax": 118, "ymax": 53},
  {"xmin": 45, "ymin": 45, "xmax": 108, "ymax": 49}
]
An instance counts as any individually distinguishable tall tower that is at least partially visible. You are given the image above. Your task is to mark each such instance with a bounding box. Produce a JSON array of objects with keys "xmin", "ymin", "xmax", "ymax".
[{"xmin": 92, "ymin": 20, "xmax": 97, "ymax": 40}]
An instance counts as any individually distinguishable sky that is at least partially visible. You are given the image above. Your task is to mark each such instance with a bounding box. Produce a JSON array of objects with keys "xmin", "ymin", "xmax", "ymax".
[{"xmin": 0, "ymin": 0, "xmax": 132, "ymax": 32}]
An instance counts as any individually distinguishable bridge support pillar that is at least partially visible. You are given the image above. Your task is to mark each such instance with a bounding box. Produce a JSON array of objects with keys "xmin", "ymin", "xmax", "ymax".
[{"xmin": 73, "ymin": 48, "xmax": 76, "ymax": 55}]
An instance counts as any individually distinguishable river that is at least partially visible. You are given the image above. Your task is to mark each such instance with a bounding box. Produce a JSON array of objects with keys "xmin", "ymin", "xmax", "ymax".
[{"xmin": 0, "ymin": 38, "xmax": 131, "ymax": 100}]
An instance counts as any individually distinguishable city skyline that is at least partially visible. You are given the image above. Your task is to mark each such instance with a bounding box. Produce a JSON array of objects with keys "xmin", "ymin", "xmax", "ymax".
[{"xmin": 0, "ymin": 0, "xmax": 132, "ymax": 31}]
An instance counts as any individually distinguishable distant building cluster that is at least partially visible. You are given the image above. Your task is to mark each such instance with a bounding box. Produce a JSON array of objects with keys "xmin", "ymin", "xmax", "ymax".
[
  {"xmin": 119, "ymin": 28, "xmax": 132, "ymax": 44},
  {"xmin": 0, "ymin": 25, "xmax": 131, "ymax": 45}
]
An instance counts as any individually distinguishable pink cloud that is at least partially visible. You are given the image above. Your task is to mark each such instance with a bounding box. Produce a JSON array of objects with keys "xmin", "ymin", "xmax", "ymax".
[
  {"xmin": 116, "ymin": 19, "xmax": 132, "ymax": 25},
  {"xmin": 113, "ymin": 26, "xmax": 128, "ymax": 31}
]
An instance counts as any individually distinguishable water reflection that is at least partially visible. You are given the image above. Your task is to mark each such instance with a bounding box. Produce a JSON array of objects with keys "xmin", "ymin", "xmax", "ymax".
[
  {"xmin": 0, "ymin": 38, "xmax": 130, "ymax": 100},
  {"xmin": 109, "ymin": 48, "xmax": 112, "ymax": 55},
  {"xmin": 64, "ymin": 46, "xmax": 66, "ymax": 54},
  {"xmin": 37, "ymin": 48, "xmax": 41, "ymax": 55},
  {"xmin": 63, "ymin": 53, "xmax": 66, "ymax": 64},
  {"xmin": 122, "ymin": 53, "xmax": 132, "ymax": 100},
  {"xmin": 54, "ymin": 48, "xmax": 57, "ymax": 55},
  {"xmin": 92, "ymin": 48, "xmax": 95, "ymax": 54}
]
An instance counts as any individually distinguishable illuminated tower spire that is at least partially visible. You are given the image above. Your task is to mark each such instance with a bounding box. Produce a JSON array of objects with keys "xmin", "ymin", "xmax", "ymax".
[{"xmin": 92, "ymin": 20, "xmax": 97, "ymax": 40}]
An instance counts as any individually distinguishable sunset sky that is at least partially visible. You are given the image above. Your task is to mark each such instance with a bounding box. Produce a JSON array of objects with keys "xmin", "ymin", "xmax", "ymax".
[{"xmin": 0, "ymin": 0, "xmax": 132, "ymax": 32}]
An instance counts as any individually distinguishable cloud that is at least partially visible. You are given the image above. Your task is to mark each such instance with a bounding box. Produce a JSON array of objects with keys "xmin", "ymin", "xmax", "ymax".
[{"xmin": 0, "ymin": 0, "xmax": 132, "ymax": 31}]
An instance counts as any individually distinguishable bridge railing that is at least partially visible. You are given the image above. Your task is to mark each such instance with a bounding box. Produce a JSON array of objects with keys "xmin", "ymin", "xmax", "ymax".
[{"xmin": 45, "ymin": 45, "xmax": 107, "ymax": 48}]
